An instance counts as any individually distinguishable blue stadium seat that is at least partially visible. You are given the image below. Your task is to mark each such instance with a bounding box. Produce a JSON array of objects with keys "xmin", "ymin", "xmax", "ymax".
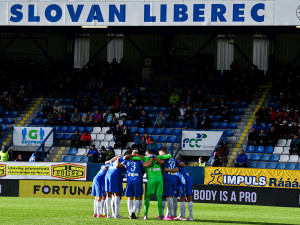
[
  {"xmin": 219, "ymin": 122, "xmax": 228, "ymax": 129},
  {"xmin": 286, "ymin": 163, "xmax": 296, "ymax": 170},
  {"xmin": 225, "ymin": 130, "xmax": 233, "ymax": 137},
  {"xmin": 1, "ymin": 125, "xmax": 7, "ymax": 131},
  {"xmin": 276, "ymin": 163, "xmax": 286, "ymax": 169},
  {"xmin": 157, "ymin": 143, "xmax": 162, "ymax": 150},
  {"xmin": 137, "ymin": 127, "xmax": 145, "ymax": 134},
  {"xmin": 150, "ymin": 107, "xmax": 159, "ymax": 113},
  {"xmin": 246, "ymin": 145, "xmax": 255, "ymax": 153},
  {"xmin": 53, "ymin": 126, "xmax": 60, "ymax": 132},
  {"xmin": 264, "ymin": 146, "xmax": 274, "ymax": 154},
  {"xmin": 254, "ymin": 146, "xmax": 264, "ymax": 153},
  {"xmin": 59, "ymin": 126, "xmax": 68, "ymax": 133},
  {"xmin": 239, "ymin": 102, "xmax": 248, "ymax": 108},
  {"xmin": 153, "ymin": 128, "xmax": 163, "ymax": 135},
  {"xmin": 256, "ymin": 162, "xmax": 267, "ymax": 168},
  {"xmin": 269, "ymin": 155, "xmax": 280, "ymax": 162},
  {"xmin": 71, "ymin": 155, "xmax": 81, "ymax": 162},
  {"xmin": 3, "ymin": 111, "xmax": 9, "ymax": 117},
  {"xmin": 176, "ymin": 136, "xmax": 181, "ymax": 143},
  {"xmin": 0, "ymin": 118, "xmax": 3, "ymax": 124},
  {"xmin": 63, "ymin": 155, "xmax": 72, "ymax": 162},
  {"xmin": 248, "ymin": 161, "xmax": 256, "ymax": 168},
  {"xmin": 63, "ymin": 134, "xmax": 71, "ymax": 140},
  {"xmin": 55, "ymin": 133, "xmax": 63, "ymax": 140},
  {"xmin": 167, "ymin": 136, "xmax": 176, "ymax": 143},
  {"xmin": 230, "ymin": 102, "xmax": 239, "ymax": 108},
  {"xmin": 171, "ymin": 129, "xmax": 180, "ymax": 135},
  {"xmin": 148, "ymin": 114, "xmax": 155, "ymax": 120},
  {"xmin": 246, "ymin": 153, "xmax": 252, "ymax": 160},
  {"xmin": 130, "ymin": 127, "xmax": 136, "ymax": 134},
  {"xmin": 40, "ymin": 119, "xmax": 48, "ymax": 125},
  {"xmin": 145, "ymin": 128, "xmax": 154, "ymax": 135},
  {"xmin": 64, "ymin": 99, "xmax": 73, "ymax": 105},
  {"xmin": 260, "ymin": 154, "xmax": 270, "ymax": 161},
  {"xmin": 158, "ymin": 107, "xmax": 166, "ymax": 113},
  {"xmin": 3, "ymin": 118, "xmax": 13, "ymax": 124},
  {"xmin": 86, "ymin": 127, "xmax": 93, "ymax": 133},
  {"xmin": 132, "ymin": 120, "xmax": 139, "ymax": 126},
  {"xmin": 157, "ymin": 136, "xmax": 167, "ymax": 143},
  {"xmin": 68, "ymin": 126, "xmax": 77, "ymax": 133},
  {"xmin": 151, "ymin": 135, "xmax": 158, "ymax": 141},
  {"xmin": 31, "ymin": 118, "xmax": 40, "ymax": 125},
  {"xmin": 210, "ymin": 122, "xmax": 219, "ymax": 129},
  {"xmin": 162, "ymin": 128, "xmax": 171, "ymax": 135},
  {"xmin": 251, "ymin": 154, "xmax": 261, "ymax": 161},
  {"xmin": 68, "ymin": 148, "xmax": 77, "ymax": 155},
  {"xmin": 175, "ymin": 122, "xmax": 184, "ymax": 128},
  {"xmin": 124, "ymin": 120, "xmax": 132, "ymax": 126},
  {"xmin": 235, "ymin": 109, "xmax": 244, "ymax": 115},
  {"xmin": 80, "ymin": 156, "xmax": 89, "ymax": 162},
  {"xmin": 49, "ymin": 98, "xmax": 55, "ymax": 104},
  {"xmin": 36, "ymin": 112, "xmax": 43, "ymax": 118},
  {"xmin": 228, "ymin": 123, "xmax": 237, "ymax": 129},
  {"xmin": 231, "ymin": 116, "xmax": 240, "ymax": 122},
  {"xmin": 167, "ymin": 121, "xmax": 176, "ymax": 128},
  {"xmin": 295, "ymin": 164, "xmax": 300, "ymax": 170},
  {"xmin": 208, "ymin": 115, "xmax": 214, "ymax": 121},
  {"xmin": 23, "ymin": 98, "xmax": 30, "ymax": 104},
  {"xmin": 213, "ymin": 115, "xmax": 222, "ymax": 122},
  {"xmin": 78, "ymin": 127, "xmax": 85, "ymax": 133},
  {"xmin": 266, "ymin": 124, "xmax": 272, "ymax": 131},
  {"xmin": 261, "ymin": 123, "xmax": 266, "ymax": 130},
  {"xmin": 266, "ymin": 162, "xmax": 276, "ymax": 169},
  {"xmin": 11, "ymin": 111, "xmax": 19, "ymax": 117}
]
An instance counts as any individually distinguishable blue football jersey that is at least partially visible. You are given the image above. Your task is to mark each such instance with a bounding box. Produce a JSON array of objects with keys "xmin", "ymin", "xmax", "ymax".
[
  {"xmin": 106, "ymin": 156, "xmax": 124, "ymax": 176},
  {"xmin": 122, "ymin": 160, "xmax": 143, "ymax": 180},
  {"xmin": 163, "ymin": 157, "xmax": 179, "ymax": 179}
]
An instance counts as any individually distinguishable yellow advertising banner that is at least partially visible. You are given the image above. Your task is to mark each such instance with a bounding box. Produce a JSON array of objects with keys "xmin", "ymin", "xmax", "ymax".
[
  {"xmin": 7, "ymin": 166, "xmax": 50, "ymax": 176},
  {"xmin": 205, "ymin": 167, "xmax": 300, "ymax": 189}
]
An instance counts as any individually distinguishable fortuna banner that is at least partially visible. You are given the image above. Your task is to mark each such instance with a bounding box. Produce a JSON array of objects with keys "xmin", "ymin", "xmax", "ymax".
[
  {"xmin": 181, "ymin": 131, "xmax": 223, "ymax": 151},
  {"xmin": 13, "ymin": 127, "xmax": 53, "ymax": 146},
  {"xmin": 1, "ymin": 1, "xmax": 300, "ymax": 26}
]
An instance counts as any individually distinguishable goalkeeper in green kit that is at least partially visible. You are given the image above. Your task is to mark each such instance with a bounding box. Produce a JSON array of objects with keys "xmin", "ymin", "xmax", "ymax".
[{"xmin": 124, "ymin": 150, "xmax": 172, "ymax": 220}]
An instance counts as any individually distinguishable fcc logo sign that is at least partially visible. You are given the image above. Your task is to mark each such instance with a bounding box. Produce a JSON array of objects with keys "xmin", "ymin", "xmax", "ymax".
[
  {"xmin": 0, "ymin": 164, "xmax": 6, "ymax": 177},
  {"xmin": 297, "ymin": 5, "xmax": 300, "ymax": 20},
  {"xmin": 51, "ymin": 164, "xmax": 86, "ymax": 180}
]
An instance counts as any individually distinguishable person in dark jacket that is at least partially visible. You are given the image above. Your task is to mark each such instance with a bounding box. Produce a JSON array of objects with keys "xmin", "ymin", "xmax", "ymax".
[
  {"xmin": 168, "ymin": 104, "xmax": 180, "ymax": 121},
  {"xmin": 255, "ymin": 105, "xmax": 269, "ymax": 123},
  {"xmin": 248, "ymin": 128, "xmax": 258, "ymax": 146},
  {"xmin": 87, "ymin": 145, "xmax": 98, "ymax": 163},
  {"xmin": 235, "ymin": 150, "xmax": 248, "ymax": 167},
  {"xmin": 209, "ymin": 152, "xmax": 221, "ymax": 167},
  {"xmin": 289, "ymin": 134, "xmax": 300, "ymax": 155},
  {"xmin": 137, "ymin": 109, "xmax": 150, "ymax": 128},
  {"xmin": 215, "ymin": 140, "xmax": 229, "ymax": 167},
  {"xmin": 71, "ymin": 130, "xmax": 81, "ymax": 148},
  {"xmin": 43, "ymin": 102, "xmax": 53, "ymax": 118},
  {"xmin": 266, "ymin": 126, "xmax": 278, "ymax": 147}
]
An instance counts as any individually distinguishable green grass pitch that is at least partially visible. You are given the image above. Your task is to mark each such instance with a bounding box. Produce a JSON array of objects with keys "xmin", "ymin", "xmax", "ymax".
[{"xmin": 0, "ymin": 197, "xmax": 300, "ymax": 224}]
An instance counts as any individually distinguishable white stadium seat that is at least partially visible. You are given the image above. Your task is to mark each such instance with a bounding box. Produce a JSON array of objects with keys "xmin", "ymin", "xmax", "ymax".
[
  {"xmin": 92, "ymin": 127, "xmax": 101, "ymax": 134},
  {"xmin": 273, "ymin": 147, "xmax": 283, "ymax": 154},
  {"xmin": 279, "ymin": 155, "xmax": 289, "ymax": 162},
  {"xmin": 101, "ymin": 127, "xmax": 110, "ymax": 134},
  {"xmin": 289, "ymin": 155, "xmax": 299, "ymax": 163},
  {"xmin": 101, "ymin": 141, "xmax": 109, "ymax": 147},
  {"xmin": 93, "ymin": 141, "xmax": 100, "ymax": 147},
  {"xmin": 104, "ymin": 134, "xmax": 113, "ymax": 141},
  {"xmin": 118, "ymin": 120, "xmax": 124, "ymax": 126},
  {"xmin": 96, "ymin": 134, "xmax": 105, "ymax": 141},
  {"xmin": 109, "ymin": 141, "xmax": 115, "ymax": 146},
  {"xmin": 91, "ymin": 134, "xmax": 97, "ymax": 140},
  {"xmin": 115, "ymin": 149, "xmax": 122, "ymax": 156},
  {"xmin": 76, "ymin": 148, "xmax": 86, "ymax": 155},
  {"xmin": 286, "ymin": 139, "xmax": 292, "ymax": 146},
  {"xmin": 282, "ymin": 147, "xmax": 290, "ymax": 154},
  {"xmin": 277, "ymin": 139, "xmax": 287, "ymax": 147}
]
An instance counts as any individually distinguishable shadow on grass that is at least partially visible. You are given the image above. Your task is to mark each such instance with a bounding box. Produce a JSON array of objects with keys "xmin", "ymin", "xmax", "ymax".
[{"xmin": 195, "ymin": 219, "xmax": 298, "ymax": 225}]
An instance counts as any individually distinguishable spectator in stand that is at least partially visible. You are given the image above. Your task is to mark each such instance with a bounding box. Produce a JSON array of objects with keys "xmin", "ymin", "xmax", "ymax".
[
  {"xmin": 86, "ymin": 76, "xmax": 97, "ymax": 92},
  {"xmin": 215, "ymin": 139, "xmax": 229, "ymax": 167},
  {"xmin": 14, "ymin": 93, "xmax": 24, "ymax": 111},
  {"xmin": 188, "ymin": 111, "xmax": 198, "ymax": 129},
  {"xmin": 132, "ymin": 132, "xmax": 142, "ymax": 150},
  {"xmin": 47, "ymin": 109, "xmax": 57, "ymax": 126},
  {"xmin": 235, "ymin": 150, "xmax": 248, "ymax": 168},
  {"xmin": 73, "ymin": 95, "xmax": 82, "ymax": 111},
  {"xmin": 255, "ymin": 105, "xmax": 268, "ymax": 123},
  {"xmin": 146, "ymin": 138, "xmax": 159, "ymax": 155},
  {"xmin": 289, "ymin": 134, "xmax": 300, "ymax": 156},
  {"xmin": 185, "ymin": 105, "xmax": 194, "ymax": 122},
  {"xmin": 15, "ymin": 154, "xmax": 23, "ymax": 161},
  {"xmin": 71, "ymin": 108, "xmax": 81, "ymax": 126},
  {"xmin": 277, "ymin": 106, "xmax": 288, "ymax": 123},
  {"xmin": 178, "ymin": 104, "xmax": 187, "ymax": 121},
  {"xmin": 158, "ymin": 91, "xmax": 169, "ymax": 107},
  {"xmin": 113, "ymin": 123, "xmax": 123, "ymax": 139},
  {"xmin": 137, "ymin": 109, "xmax": 150, "ymax": 128},
  {"xmin": 43, "ymin": 102, "xmax": 53, "ymax": 119},
  {"xmin": 119, "ymin": 87, "xmax": 129, "ymax": 112},
  {"xmin": 290, "ymin": 121, "xmax": 299, "ymax": 136},
  {"xmin": 126, "ymin": 102, "xmax": 137, "ymax": 120},
  {"xmin": 287, "ymin": 107, "xmax": 298, "ymax": 122},
  {"xmin": 142, "ymin": 132, "xmax": 151, "ymax": 145},
  {"xmin": 209, "ymin": 152, "xmax": 221, "ymax": 167},
  {"xmin": 98, "ymin": 147, "xmax": 107, "ymax": 163},
  {"xmin": 268, "ymin": 106, "xmax": 277, "ymax": 123},
  {"xmin": 81, "ymin": 95, "xmax": 92, "ymax": 112},
  {"xmin": 248, "ymin": 128, "xmax": 258, "ymax": 145},
  {"xmin": 168, "ymin": 105, "xmax": 179, "ymax": 122},
  {"xmin": 220, "ymin": 104, "xmax": 230, "ymax": 122},
  {"xmin": 80, "ymin": 130, "xmax": 91, "ymax": 147},
  {"xmin": 55, "ymin": 113, "xmax": 63, "ymax": 126},
  {"xmin": 155, "ymin": 110, "xmax": 166, "ymax": 128},
  {"xmin": 266, "ymin": 126, "xmax": 278, "ymax": 147},
  {"xmin": 106, "ymin": 146, "xmax": 115, "ymax": 160},
  {"xmin": 273, "ymin": 120, "xmax": 282, "ymax": 136},
  {"xmin": 114, "ymin": 124, "xmax": 126, "ymax": 149},
  {"xmin": 82, "ymin": 111, "xmax": 93, "ymax": 126},
  {"xmin": 61, "ymin": 108, "xmax": 70, "ymax": 126},
  {"xmin": 280, "ymin": 120, "xmax": 290, "ymax": 139},
  {"xmin": 169, "ymin": 90, "xmax": 180, "ymax": 105},
  {"xmin": 71, "ymin": 130, "xmax": 81, "ymax": 149},
  {"xmin": 93, "ymin": 109, "xmax": 103, "ymax": 126},
  {"xmin": 198, "ymin": 111, "xmax": 210, "ymax": 130},
  {"xmin": 87, "ymin": 145, "xmax": 99, "ymax": 163},
  {"xmin": 122, "ymin": 125, "xmax": 132, "ymax": 142},
  {"xmin": 194, "ymin": 90, "xmax": 205, "ymax": 108},
  {"xmin": 108, "ymin": 117, "xmax": 119, "ymax": 131},
  {"xmin": 252, "ymin": 121, "xmax": 263, "ymax": 133},
  {"xmin": 53, "ymin": 100, "xmax": 63, "ymax": 114},
  {"xmin": 103, "ymin": 109, "xmax": 115, "ymax": 127},
  {"xmin": 136, "ymin": 90, "xmax": 149, "ymax": 107},
  {"xmin": 6, "ymin": 94, "xmax": 14, "ymax": 110},
  {"xmin": 112, "ymin": 95, "xmax": 121, "ymax": 113},
  {"xmin": 198, "ymin": 157, "xmax": 206, "ymax": 167},
  {"xmin": 257, "ymin": 129, "xmax": 267, "ymax": 146}
]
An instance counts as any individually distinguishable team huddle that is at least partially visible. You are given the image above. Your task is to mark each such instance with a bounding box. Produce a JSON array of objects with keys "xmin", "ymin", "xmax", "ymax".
[{"xmin": 91, "ymin": 149, "xmax": 194, "ymax": 221}]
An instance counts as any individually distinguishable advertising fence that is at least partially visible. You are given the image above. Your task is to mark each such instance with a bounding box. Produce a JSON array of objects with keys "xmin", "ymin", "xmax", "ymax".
[
  {"xmin": 205, "ymin": 167, "xmax": 300, "ymax": 189},
  {"xmin": 0, "ymin": 162, "xmax": 86, "ymax": 180},
  {"xmin": 13, "ymin": 127, "xmax": 54, "ymax": 147},
  {"xmin": 181, "ymin": 131, "xmax": 223, "ymax": 151},
  {"xmin": 1, "ymin": 1, "xmax": 300, "ymax": 26}
]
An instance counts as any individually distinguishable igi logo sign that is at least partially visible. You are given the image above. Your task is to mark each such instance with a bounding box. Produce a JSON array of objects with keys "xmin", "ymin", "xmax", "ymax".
[
  {"xmin": 0, "ymin": 164, "xmax": 6, "ymax": 177},
  {"xmin": 21, "ymin": 127, "xmax": 45, "ymax": 145},
  {"xmin": 182, "ymin": 133, "xmax": 207, "ymax": 148},
  {"xmin": 51, "ymin": 164, "xmax": 86, "ymax": 180}
]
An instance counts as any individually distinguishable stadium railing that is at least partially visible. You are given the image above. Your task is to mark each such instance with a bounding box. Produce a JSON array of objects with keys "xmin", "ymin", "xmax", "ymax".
[
  {"xmin": 0, "ymin": 126, "xmax": 13, "ymax": 149},
  {"xmin": 34, "ymin": 128, "xmax": 54, "ymax": 161},
  {"xmin": 168, "ymin": 130, "xmax": 182, "ymax": 157}
]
